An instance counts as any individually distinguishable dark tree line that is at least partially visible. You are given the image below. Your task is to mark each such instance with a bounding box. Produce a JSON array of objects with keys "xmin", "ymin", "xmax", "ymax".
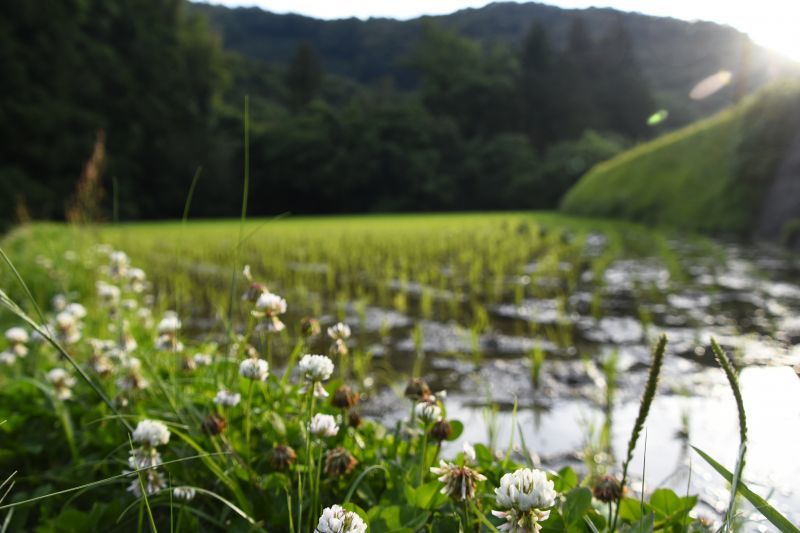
[{"xmin": 0, "ymin": 1, "xmax": 652, "ymax": 226}]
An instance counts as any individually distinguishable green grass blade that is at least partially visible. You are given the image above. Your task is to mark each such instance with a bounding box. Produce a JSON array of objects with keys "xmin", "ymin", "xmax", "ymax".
[
  {"xmin": 343, "ymin": 465, "xmax": 389, "ymax": 505},
  {"xmin": 0, "ymin": 453, "xmax": 227, "ymax": 510},
  {"xmin": 691, "ymin": 446, "xmax": 799, "ymax": 533}
]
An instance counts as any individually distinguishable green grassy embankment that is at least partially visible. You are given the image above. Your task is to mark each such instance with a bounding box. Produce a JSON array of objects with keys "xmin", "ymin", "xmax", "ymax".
[{"xmin": 561, "ymin": 82, "xmax": 800, "ymax": 235}]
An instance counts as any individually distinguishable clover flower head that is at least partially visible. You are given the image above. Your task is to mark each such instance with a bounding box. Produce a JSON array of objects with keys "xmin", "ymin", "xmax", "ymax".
[
  {"xmin": 269, "ymin": 444, "xmax": 297, "ymax": 471},
  {"xmin": 128, "ymin": 446, "xmax": 163, "ymax": 470},
  {"xmin": 54, "ymin": 312, "xmax": 81, "ymax": 344},
  {"xmin": 430, "ymin": 460, "xmax": 487, "ymax": 501},
  {"xmin": 492, "ymin": 468, "xmax": 557, "ymax": 533},
  {"xmin": 66, "ymin": 302, "xmax": 87, "ymax": 319},
  {"xmin": 214, "ymin": 389, "xmax": 242, "ymax": 407},
  {"xmin": 51, "ymin": 294, "xmax": 68, "ymax": 312},
  {"xmin": 315, "ymin": 504, "xmax": 367, "ymax": 533},
  {"xmin": 5, "ymin": 327, "xmax": 29, "ymax": 345},
  {"xmin": 56, "ymin": 311, "xmax": 76, "ymax": 330},
  {"xmin": 327, "ymin": 322, "xmax": 351, "ymax": 341},
  {"xmin": 109, "ymin": 251, "xmax": 130, "ymax": 278},
  {"xmin": 173, "ymin": 486, "xmax": 196, "ymax": 501},
  {"xmin": 299, "ymin": 354, "xmax": 334, "ymax": 382},
  {"xmin": 309, "ymin": 413, "xmax": 339, "ymax": 438},
  {"xmin": 239, "ymin": 357, "xmax": 269, "ymax": 381},
  {"xmin": 127, "ymin": 267, "xmax": 147, "ymax": 292},
  {"xmin": 325, "ymin": 447, "xmax": 358, "ymax": 477},
  {"xmin": 132, "ymin": 420, "xmax": 171, "ymax": 447},
  {"xmin": 415, "ymin": 401, "xmax": 441, "ymax": 424},
  {"xmin": 116, "ymin": 357, "xmax": 149, "ymax": 391},
  {"xmin": 46, "ymin": 368, "xmax": 77, "ymax": 400},
  {"xmin": 4, "ymin": 327, "xmax": 29, "ymax": 359},
  {"xmin": 96, "ymin": 281, "xmax": 121, "ymax": 305},
  {"xmin": 157, "ymin": 312, "xmax": 181, "ymax": 335},
  {"xmin": 255, "ymin": 292, "xmax": 287, "ymax": 316},
  {"xmin": 463, "ymin": 442, "xmax": 476, "ymax": 463},
  {"xmin": 193, "ymin": 353, "xmax": 212, "ymax": 366}
]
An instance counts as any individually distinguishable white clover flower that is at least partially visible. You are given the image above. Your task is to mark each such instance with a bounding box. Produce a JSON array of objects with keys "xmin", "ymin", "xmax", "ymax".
[
  {"xmin": 155, "ymin": 311, "xmax": 183, "ymax": 352},
  {"xmin": 157, "ymin": 312, "xmax": 181, "ymax": 335},
  {"xmin": 128, "ymin": 267, "xmax": 146, "ymax": 282},
  {"xmin": 116, "ymin": 356, "xmax": 149, "ymax": 391},
  {"xmin": 430, "ymin": 460, "xmax": 487, "ymax": 501},
  {"xmin": 46, "ymin": 368, "xmax": 76, "ymax": 397},
  {"xmin": 56, "ymin": 311, "xmax": 76, "ymax": 330},
  {"xmin": 239, "ymin": 357, "xmax": 269, "ymax": 381},
  {"xmin": 4, "ymin": 327, "xmax": 29, "ymax": 359},
  {"xmin": 299, "ymin": 354, "xmax": 334, "ymax": 382},
  {"xmin": 315, "ymin": 504, "xmax": 367, "ymax": 533},
  {"xmin": 51, "ymin": 294, "xmax": 68, "ymax": 312},
  {"xmin": 121, "ymin": 299, "xmax": 138, "ymax": 310},
  {"xmin": 463, "ymin": 442, "xmax": 476, "ymax": 463},
  {"xmin": 173, "ymin": 486, "xmax": 196, "ymax": 501},
  {"xmin": 110, "ymin": 250, "xmax": 129, "ymax": 266},
  {"xmin": 132, "ymin": 420, "xmax": 171, "ymax": 447},
  {"xmin": 109, "ymin": 251, "xmax": 130, "ymax": 278},
  {"xmin": 128, "ymin": 446, "xmax": 163, "ymax": 470},
  {"xmin": 126, "ymin": 448, "xmax": 166, "ymax": 497},
  {"xmin": 415, "ymin": 401, "xmax": 441, "ymax": 424},
  {"xmin": 54, "ymin": 311, "xmax": 81, "ymax": 344},
  {"xmin": 254, "ymin": 292, "xmax": 287, "ymax": 331},
  {"xmin": 242, "ymin": 264, "xmax": 252, "ymax": 281},
  {"xmin": 327, "ymin": 322, "xmax": 351, "ymax": 340},
  {"xmin": 214, "ymin": 389, "xmax": 241, "ymax": 407},
  {"xmin": 309, "ymin": 413, "xmax": 339, "ymax": 437},
  {"xmin": 96, "ymin": 281, "xmax": 121, "ymax": 305},
  {"xmin": 66, "ymin": 302, "xmax": 87, "ymax": 319},
  {"xmin": 64, "ymin": 250, "xmax": 77, "ymax": 262},
  {"xmin": 492, "ymin": 468, "xmax": 557, "ymax": 533},
  {"xmin": 193, "ymin": 353, "xmax": 212, "ymax": 366},
  {"xmin": 127, "ymin": 267, "xmax": 147, "ymax": 293},
  {"xmin": 255, "ymin": 292, "xmax": 287, "ymax": 315},
  {"xmin": 5, "ymin": 327, "xmax": 29, "ymax": 344}
]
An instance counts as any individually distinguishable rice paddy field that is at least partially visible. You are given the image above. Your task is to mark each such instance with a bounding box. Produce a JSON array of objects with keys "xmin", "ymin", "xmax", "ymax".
[{"xmin": 1, "ymin": 212, "xmax": 798, "ymax": 531}]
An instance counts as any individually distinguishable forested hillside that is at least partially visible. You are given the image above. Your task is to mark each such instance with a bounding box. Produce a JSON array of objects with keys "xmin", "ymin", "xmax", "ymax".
[
  {"xmin": 192, "ymin": 1, "xmax": 798, "ymax": 126},
  {"xmin": 1, "ymin": 0, "xmax": 797, "ymax": 228}
]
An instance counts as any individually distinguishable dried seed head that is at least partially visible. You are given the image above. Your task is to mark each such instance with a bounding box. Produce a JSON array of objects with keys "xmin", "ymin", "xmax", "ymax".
[
  {"xmin": 244, "ymin": 282, "xmax": 268, "ymax": 303},
  {"xmin": 404, "ymin": 378, "xmax": 431, "ymax": 401},
  {"xmin": 348, "ymin": 410, "xmax": 362, "ymax": 428},
  {"xmin": 332, "ymin": 385, "xmax": 359, "ymax": 409},
  {"xmin": 430, "ymin": 419, "xmax": 453, "ymax": 442},
  {"xmin": 202, "ymin": 414, "xmax": 227, "ymax": 436},
  {"xmin": 300, "ymin": 317, "xmax": 321, "ymax": 337},
  {"xmin": 592, "ymin": 474, "xmax": 623, "ymax": 503},
  {"xmin": 270, "ymin": 444, "xmax": 297, "ymax": 471},
  {"xmin": 325, "ymin": 447, "xmax": 358, "ymax": 477}
]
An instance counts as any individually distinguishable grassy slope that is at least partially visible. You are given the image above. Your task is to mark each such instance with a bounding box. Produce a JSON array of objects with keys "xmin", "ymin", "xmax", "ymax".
[{"xmin": 561, "ymin": 102, "xmax": 748, "ymax": 232}]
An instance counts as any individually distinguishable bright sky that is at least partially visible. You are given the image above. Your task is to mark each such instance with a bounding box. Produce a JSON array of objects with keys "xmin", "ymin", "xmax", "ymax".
[{"xmin": 199, "ymin": 0, "xmax": 800, "ymax": 61}]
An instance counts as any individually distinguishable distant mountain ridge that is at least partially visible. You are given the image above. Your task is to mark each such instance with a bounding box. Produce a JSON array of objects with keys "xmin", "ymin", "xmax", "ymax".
[{"xmin": 191, "ymin": 1, "xmax": 799, "ymax": 127}]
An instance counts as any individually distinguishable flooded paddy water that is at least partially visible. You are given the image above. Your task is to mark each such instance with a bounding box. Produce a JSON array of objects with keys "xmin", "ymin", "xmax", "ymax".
[{"xmin": 190, "ymin": 229, "xmax": 800, "ymax": 525}]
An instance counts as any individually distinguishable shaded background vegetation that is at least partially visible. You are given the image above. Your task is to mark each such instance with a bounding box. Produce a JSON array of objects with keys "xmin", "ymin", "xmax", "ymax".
[{"xmin": 1, "ymin": 0, "xmax": 797, "ymax": 228}]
